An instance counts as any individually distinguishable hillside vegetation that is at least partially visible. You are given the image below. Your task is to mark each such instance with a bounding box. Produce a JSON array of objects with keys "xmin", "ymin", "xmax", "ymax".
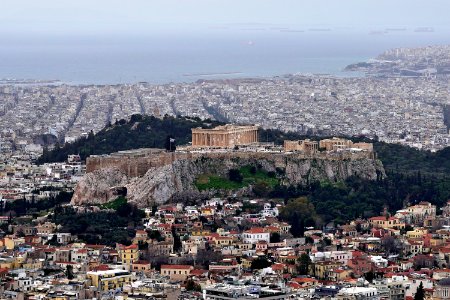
[
  {"xmin": 39, "ymin": 114, "xmax": 450, "ymax": 176},
  {"xmin": 195, "ymin": 165, "xmax": 278, "ymax": 192},
  {"xmin": 38, "ymin": 115, "xmax": 223, "ymax": 163},
  {"xmin": 38, "ymin": 115, "xmax": 450, "ymax": 224}
]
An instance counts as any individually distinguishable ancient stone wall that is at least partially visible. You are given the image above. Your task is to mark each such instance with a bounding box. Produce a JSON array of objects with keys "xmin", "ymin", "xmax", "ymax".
[{"xmin": 86, "ymin": 149, "xmax": 375, "ymax": 178}]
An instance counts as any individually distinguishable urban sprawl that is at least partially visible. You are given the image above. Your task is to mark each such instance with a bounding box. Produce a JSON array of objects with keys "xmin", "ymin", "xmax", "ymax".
[{"xmin": 1, "ymin": 46, "xmax": 450, "ymax": 300}]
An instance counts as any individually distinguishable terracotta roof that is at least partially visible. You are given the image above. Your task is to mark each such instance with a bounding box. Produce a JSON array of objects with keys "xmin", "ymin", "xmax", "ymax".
[
  {"xmin": 190, "ymin": 269, "xmax": 208, "ymax": 276},
  {"xmin": 133, "ymin": 260, "xmax": 150, "ymax": 265},
  {"xmin": 271, "ymin": 264, "xmax": 285, "ymax": 270},
  {"xmin": 292, "ymin": 277, "xmax": 317, "ymax": 283},
  {"xmin": 161, "ymin": 264, "xmax": 193, "ymax": 270},
  {"xmin": 244, "ymin": 227, "xmax": 267, "ymax": 234},
  {"xmin": 288, "ymin": 282, "xmax": 301, "ymax": 289},
  {"xmin": 85, "ymin": 244, "xmax": 106, "ymax": 249},
  {"xmin": 91, "ymin": 265, "xmax": 110, "ymax": 271},
  {"xmin": 369, "ymin": 216, "xmax": 399, "ymax": 221}
]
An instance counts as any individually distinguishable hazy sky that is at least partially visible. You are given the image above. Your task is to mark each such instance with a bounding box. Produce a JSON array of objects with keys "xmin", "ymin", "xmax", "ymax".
[{"xmin": 1, "ymin": 0, "xmax": 448, "ymax": 36}]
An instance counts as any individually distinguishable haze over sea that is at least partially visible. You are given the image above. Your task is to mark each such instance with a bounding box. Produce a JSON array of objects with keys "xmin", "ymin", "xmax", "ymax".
[{"xmin": 1, "ymin": 27, "xmax": 450, "ymax": 85}]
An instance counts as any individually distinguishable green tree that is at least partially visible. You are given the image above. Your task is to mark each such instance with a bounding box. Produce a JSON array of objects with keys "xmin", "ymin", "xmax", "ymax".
[
  {"xmin": 270, "ymin": 232, "xmax": 281, "ymax": 243},
  {"xmin": 280, "ymin": 197, "xmax": 318, "ymax": 236},
  {"xmin": 186, "ymin": 279, "xmax": 202, "ymax": 291},
  {"xmin": 253, "ymin": 181, "xmax": 269, "ymax": 197},
  {"xmin": 364, "ymin": 271, "xmax": 375, "ymax": 283},
  {"xmin": 172, "ymin": 226, "xmax": 182, "ymax": 252},
  {"xmin": 66, "ymin": 265, "xmax": 74, "ymax": 280},
  {"xmin": 251, "ymin": 257, "xmax": 272, "ymax": 270},
  {"xmin": 151, "ymin": 204, "xmax": 158, "ymax": 216},
  {"xmin": 297, "ymin": 253, "xmax": 311, "ymax": 275},
  {"xmin": 414, "ymin": 282, "xmax": 425, "ymax": 300},
  {"xmin": 47, "ymin": 234, "xmax": 59, "ymax": 246},
  {"xmin": 228, "ymin": 169, "xmax": 243, "ymax": 183},
  {"xmin": 148, "ymin": 230, "xmax": 164, "ymax": 242}
]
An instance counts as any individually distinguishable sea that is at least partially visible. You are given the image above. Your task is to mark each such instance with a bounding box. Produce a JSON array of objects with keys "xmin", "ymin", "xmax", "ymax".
[{"xmin": 1, "ymin": 28, "xmax": 450, "ymax": 85}]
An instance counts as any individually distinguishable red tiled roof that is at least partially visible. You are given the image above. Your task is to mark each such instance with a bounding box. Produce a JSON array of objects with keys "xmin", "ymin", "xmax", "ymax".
[
  {"xmin": 244, "ymin": 227, "xmax": 266, "ymax": 234},
  {"xmin": 369, "ymin": 216, "xmax": 399, "ymax": 221},
  {"xmin": 292, "ymin": 277, "xmax": 317, "ymax": 283},
  {"xmin": 133, "ymin": 260, "xmax": 150, "ymax": 265},
  {"xmin": 190, "ymin": 269, "xmax": 208, "ymax": 276},
  {"xmin": 288, "ymin": 282, "xmax": 301, "ymax": 289},
  {"xmin": 124, "ymin": 244, "xmax": 138, "ymax": 250},
  {"xmin": 85, "ymin": 244, "xmax": 106, "ymax": 249},
  {"xmin": 161, "ymin": 264, "xmax": 193, "ymax": 270},
  {"xmin": 91, "ymin": 265, "xmax": 110, "ymax": 271},
  {"xmin": 271, "ymin": 264, "xmax": 285, "ymax": 271}
]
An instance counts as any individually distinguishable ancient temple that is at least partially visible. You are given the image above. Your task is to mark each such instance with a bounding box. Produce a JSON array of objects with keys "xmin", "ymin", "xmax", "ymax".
[{"xmin": 191, "ymin": 124, "xmax": 258, "ymax": 148}]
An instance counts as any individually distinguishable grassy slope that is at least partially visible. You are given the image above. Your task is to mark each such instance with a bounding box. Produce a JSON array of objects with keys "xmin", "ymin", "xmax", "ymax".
[{"xmin": 195, "ymin": 165, "xmax": 278, "ymax": 191}]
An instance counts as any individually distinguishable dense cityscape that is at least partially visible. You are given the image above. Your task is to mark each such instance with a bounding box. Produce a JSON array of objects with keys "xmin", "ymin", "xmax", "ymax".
[
  {"xmin": 2, "ymin": 0, "xmax": 450, "ymax": 298},
  {"xmin": 2, "ymin": 46, "xmax": 450, "ymax": 154}
]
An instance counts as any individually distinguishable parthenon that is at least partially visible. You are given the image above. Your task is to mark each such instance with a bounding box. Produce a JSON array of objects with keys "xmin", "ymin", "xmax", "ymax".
[{"xmin": 191, "ymin": 124, "xmax": 259, "ymax": 148}]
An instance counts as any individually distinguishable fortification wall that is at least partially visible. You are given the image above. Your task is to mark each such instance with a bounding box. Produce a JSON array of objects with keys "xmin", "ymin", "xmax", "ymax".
[{"xmin": 86, "ymin": 149, "xmax": 375, "ymax": 178}]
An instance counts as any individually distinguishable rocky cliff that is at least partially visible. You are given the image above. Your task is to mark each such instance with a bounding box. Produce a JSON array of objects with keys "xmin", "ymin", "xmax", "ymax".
[{"xmin": 71, "ymin": 152, "xmax": 385, "ymax": 208}]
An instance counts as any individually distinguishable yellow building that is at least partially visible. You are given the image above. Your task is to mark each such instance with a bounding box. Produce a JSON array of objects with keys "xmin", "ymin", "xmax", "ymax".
[
  {"xmin": 117, "ymin": 244, "xmax": 139, "ymax": 267},
  {"xmin": 0, "ymin": 237, "xmax": 15, "ymax": 250},
  {"xmin": 213, "ymin": 236, "xmax": 235, "ymax": 247},
  {"xmin": 132, "ymin": 261, "xmax": 152, "ymax": 273},
  {"xmin": 369, "ymin": 216, "xmax": 405, "ymax": 230},
  {"xmin": 22, "ymin": 259, "xmax": 43, "ymax": 270},
  {"xmin": 406, "ymin": 228, "xmax": 428, "ymax": 239},
  {"xmin": 191, "ymin": 229, "xmax": 211, "ymax": 237},
  {"xmin": 241, "ymin": 258, "xmax": 252, "ymax": 270},
  {"xmin": 160, "ymin": 264, "xmax": 193, "ymax": 281},
  {"xmin": 314, "ymin": 261, "xmax": 343, "ymax": 280},
  {"xmin": 87, "ymin": 269, "xmax": 132, "ymax": 292}
]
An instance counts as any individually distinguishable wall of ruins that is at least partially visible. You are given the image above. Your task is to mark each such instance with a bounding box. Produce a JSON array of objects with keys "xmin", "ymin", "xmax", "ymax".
[{"xmin": 86, "ymin": 148, "xmax": 375, "ymax": 178}]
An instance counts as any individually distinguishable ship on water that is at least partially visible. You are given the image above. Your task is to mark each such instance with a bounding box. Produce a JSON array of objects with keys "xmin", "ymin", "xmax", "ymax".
[{"xmin": 414, "ymin": 27, "xmax": 434, "ymax": 33}]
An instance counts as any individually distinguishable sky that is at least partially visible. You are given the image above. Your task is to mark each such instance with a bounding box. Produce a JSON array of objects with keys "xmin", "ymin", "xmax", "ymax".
[{"xmin": 0, "ymin": 0, "xmax": 448, "ymax": 36}]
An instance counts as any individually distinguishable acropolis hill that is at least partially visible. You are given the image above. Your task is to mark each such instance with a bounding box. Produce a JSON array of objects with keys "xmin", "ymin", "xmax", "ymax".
[{"xmin": 73, "ymin": 126, "xmax": 383, "ymax": 207}]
